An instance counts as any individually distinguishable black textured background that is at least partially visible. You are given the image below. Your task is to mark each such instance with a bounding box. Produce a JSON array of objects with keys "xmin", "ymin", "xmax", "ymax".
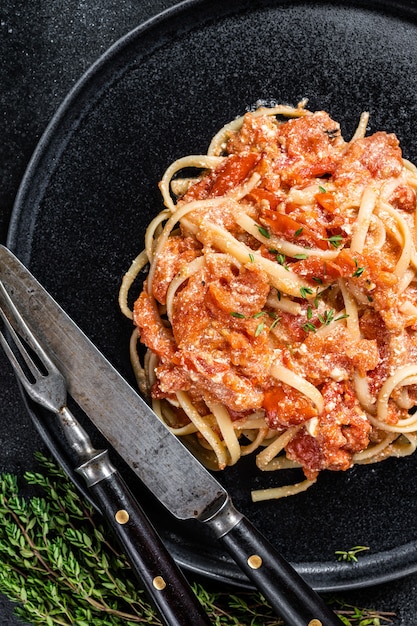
[{"xmin": 2, "ymin": 1, "xmax": 417, "ymax": 624}]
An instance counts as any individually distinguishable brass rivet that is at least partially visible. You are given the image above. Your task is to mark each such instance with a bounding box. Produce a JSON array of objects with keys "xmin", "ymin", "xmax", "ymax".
[
  {"xmin": 308, "ymin": 620, "xmax": 323, "ymax": 626},
  {"xmin": 247, "ymin": 554, "xmax": 263, "ymax": 569},
  {"xmin": 115, "ymin": 509, "xmax": 130, "ymax": 524},
  {"xmin": 153, "ymin": 576, "xmax": 166, "ymax": 590}
]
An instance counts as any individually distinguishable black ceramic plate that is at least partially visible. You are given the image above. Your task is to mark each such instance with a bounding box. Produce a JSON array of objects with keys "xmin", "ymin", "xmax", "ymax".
[{"xmin": 7, "ymin": 0, "xmax": 417, "ymax": 592}]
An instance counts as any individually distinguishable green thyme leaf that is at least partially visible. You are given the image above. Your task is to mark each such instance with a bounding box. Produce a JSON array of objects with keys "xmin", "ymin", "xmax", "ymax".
[
  {"xmin": 269, "ymin": 314, "xmax": 281, "ymax": 330},
  {"xmin": 317, "ymin": 310, "xmax": 335, "ymax": 326},
  {"xmin": 257, "ymin": 225, "xmax": 271, "ymax": 239},
  {"xmin": 352, "ymin": 258, "xmax": 365, "ymax": 277},
  {"xmin": 302, "ymin": 322, "xmax": 317, "ymax": 333},
  {"xmin": 313, "ymin": 291, "xmax": 322, "ymax": 308},
  {"xmin": 335, "ymin": 546, "xmax": 370, "ymax": 563},
  {"xmin": 300, "ymin": 286, "xmax": 313, "ymax": 299},
  {"xmin": 230, "ymin": 312, "xmax": 246, "ymax": 318},
  {"xmin": 335, "ymin": 313, "xmax": 350, "ymax": 322},
  {"xmin": 276, "ymin": 253, "xmax": 289, "ymax": 270},
  {"xmin": 255, "ymin": 322, "xmax": 265, "ymax": 336},
  {"xmin": 312, "ymin": 276, "xmax": 323, "ymax": 284},
  {"xmin": 323, "ymin": 234, "xmax": 343, "ymax": 248}
]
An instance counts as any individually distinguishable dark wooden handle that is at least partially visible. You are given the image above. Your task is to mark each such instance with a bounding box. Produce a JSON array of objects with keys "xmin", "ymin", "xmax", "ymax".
[
  {"xmin": 219, "ymin": 514, "xmax": 340, "ymax": 626},
  {"xmin": 89, "ymin": 472, "xmax": 211, "ymax": 626},
  {"xmin": 204, "ymin": 498, "xmax": 339, "ymax": 626}
]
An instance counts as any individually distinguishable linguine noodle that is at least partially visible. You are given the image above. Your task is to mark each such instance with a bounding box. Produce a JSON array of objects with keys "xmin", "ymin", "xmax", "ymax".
[{"xmin": 119, "ymin": 102, "xmax": 417, "ymax": 501}]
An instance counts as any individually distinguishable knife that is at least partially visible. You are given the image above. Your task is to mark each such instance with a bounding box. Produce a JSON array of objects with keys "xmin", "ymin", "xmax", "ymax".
[{"xmin": 0, "ymin": 244, "xmax": 340, "ymax": 626}]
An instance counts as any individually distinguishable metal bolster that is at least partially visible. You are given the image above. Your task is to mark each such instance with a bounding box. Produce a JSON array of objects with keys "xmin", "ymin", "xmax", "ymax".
[
  {"xmin": 199, "ymin": 495, "xmax": 243, "ymax": 538},
  {"xmin": 76, "ymin": 449, "xmax": 117, "ymax": 487}
]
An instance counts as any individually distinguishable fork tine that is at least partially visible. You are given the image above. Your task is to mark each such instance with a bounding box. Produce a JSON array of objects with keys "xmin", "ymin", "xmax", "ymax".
[
  {"xmin": 0, "ymin": 328, "xmax": 33, "ymax": 394},
  {"xmin": 0, "ymin": 310, "xmax": 42, "ymax": 383},
  {"xmin": 0, "ymin": 281, "xmax": 65, "ymax": 412},
  {"xmin": 0, "ymin": 281, "xmax": 56, "ymax": 374}
]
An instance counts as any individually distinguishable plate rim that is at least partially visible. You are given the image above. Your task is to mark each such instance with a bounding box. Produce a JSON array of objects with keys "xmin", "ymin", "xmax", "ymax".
[{"xmin": 7, "ymin": 0, "xmax": 417, "ymax": 591}]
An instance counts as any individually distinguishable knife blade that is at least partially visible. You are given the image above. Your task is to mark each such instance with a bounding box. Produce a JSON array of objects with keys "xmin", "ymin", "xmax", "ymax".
[{"xmin": 0, "ymin": 244, "xmax": 340, "ymax": 626}]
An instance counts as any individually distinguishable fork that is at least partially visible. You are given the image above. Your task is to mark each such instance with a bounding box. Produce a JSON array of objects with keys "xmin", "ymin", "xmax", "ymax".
[{"xmin": 0, "ymin": 281, "xmax": 211, "ymax": 626}]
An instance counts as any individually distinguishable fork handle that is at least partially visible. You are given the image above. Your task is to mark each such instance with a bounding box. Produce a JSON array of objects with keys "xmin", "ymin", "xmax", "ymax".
[{"xmin": 77, "ymin": 452, "xmax": 211, "ymax": 626}]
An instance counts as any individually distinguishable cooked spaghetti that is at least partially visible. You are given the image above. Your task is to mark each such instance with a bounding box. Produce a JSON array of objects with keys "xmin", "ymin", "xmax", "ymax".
[{"xmin": 119, "ymin": 101, "xmax": 417, "ymax": 501}]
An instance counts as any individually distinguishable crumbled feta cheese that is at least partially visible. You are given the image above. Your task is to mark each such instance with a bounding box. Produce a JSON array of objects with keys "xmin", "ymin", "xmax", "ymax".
[{"xmin": 330, "ymin": 367, "xmax": 348, "ymax": 382}]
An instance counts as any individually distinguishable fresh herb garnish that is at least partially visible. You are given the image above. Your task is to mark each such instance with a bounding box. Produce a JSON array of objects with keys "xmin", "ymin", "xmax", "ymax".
[
  {"xmin": 249, "ymin": 253, "xmax": 255, "ymax": 263},
  {"xmin": 230, "ymin": 311, "xmax": 246, "ymax": 318},
  {"xmin": 293, "ymin": 253, "xmax": 309, "ymax": 260},
  {"xmin": 257, "ymin": 225, "xmax": 271, "ymax": 239},
  {"xmin": 303, "ymin": 306, "xmax": 349, "ymax": 333},
  {"xmin": 335, "ymin": 313, "xmax": 350, "ymax": 323},
  {"xmin": 313, "ymin": 290, "xmax": 323, "ymax": 309},
  {"xmin": 352, "ymin": 258, "xmax": 365, "ymax": 277},
  {"xmin": 318, "ymin": 185, "xmax": 327, "ymax": 193},
  {"xmin": 276, "ymin": 253, "xmax": 289, "ymax": 270},
  {"xmin": 302, "ymin": 322, "xmax": 317, "ymax": 333},
  {"xmin": 254, "ymin": 321, "xmax": 265, "ymax": 337},
  {"xmin": 294, "ymin": 227, "xmax": 304, "ymax": 237},
  {"xmin": 335, "ymin": 546, "xmax": 370, "ymax": 563},
  {"xmin": 300, "ymin": 286, "xmax": 313, "ymax": 299},
  {"xmin": 323, "ymin": 234, "xmax": 343, "ymax": 248},
  {"xmin": 268, "ymin": 312, "xmax": 281, "ymax": 330},
  {"xmin": 317, "ymin": 309, "xmax": 349, "ymax": 326}
]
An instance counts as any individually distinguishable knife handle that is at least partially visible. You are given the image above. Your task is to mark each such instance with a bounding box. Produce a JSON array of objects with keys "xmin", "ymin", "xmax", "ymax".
[
  {"xmin": 205, "ymin": 497, "xmax": 340, "ymax": 626},
  {"xmin": 77, "ymin": 453, "xmax": 211, "ymax": 626}
]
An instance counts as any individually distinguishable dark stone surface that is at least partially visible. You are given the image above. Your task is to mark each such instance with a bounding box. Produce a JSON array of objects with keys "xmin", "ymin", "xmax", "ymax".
[{"xmin": 2, "ymin": 1, "xmax": 417, "ymax": 624}]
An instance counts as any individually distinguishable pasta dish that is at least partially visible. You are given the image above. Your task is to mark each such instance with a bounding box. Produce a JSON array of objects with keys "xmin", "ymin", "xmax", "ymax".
[{"xmin": 119, "ymin": 101, "xmax": 417, "ymax": 501}]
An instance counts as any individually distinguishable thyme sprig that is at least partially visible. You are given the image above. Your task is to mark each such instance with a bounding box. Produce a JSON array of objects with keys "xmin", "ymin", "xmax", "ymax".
[
  {"xmin": 331, "ymin": 598, "xmax": 396, "ymax": 625},
  {"xmin": 0, "ymin": 453, "xmax": 395, "ymax": 625},
  {"xmin": 335, "ymin": 546, "xmax": 370, "ymax": 563}
]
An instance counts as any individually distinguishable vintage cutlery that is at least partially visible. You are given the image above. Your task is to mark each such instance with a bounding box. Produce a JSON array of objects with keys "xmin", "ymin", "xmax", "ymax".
[
  {"xmin": 0, "ymin": 244, "xmax": 341, "ymax": 625},
  {"xmin": 0, "ymin": 280, "xmax": 211, "ymax": 626}
]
